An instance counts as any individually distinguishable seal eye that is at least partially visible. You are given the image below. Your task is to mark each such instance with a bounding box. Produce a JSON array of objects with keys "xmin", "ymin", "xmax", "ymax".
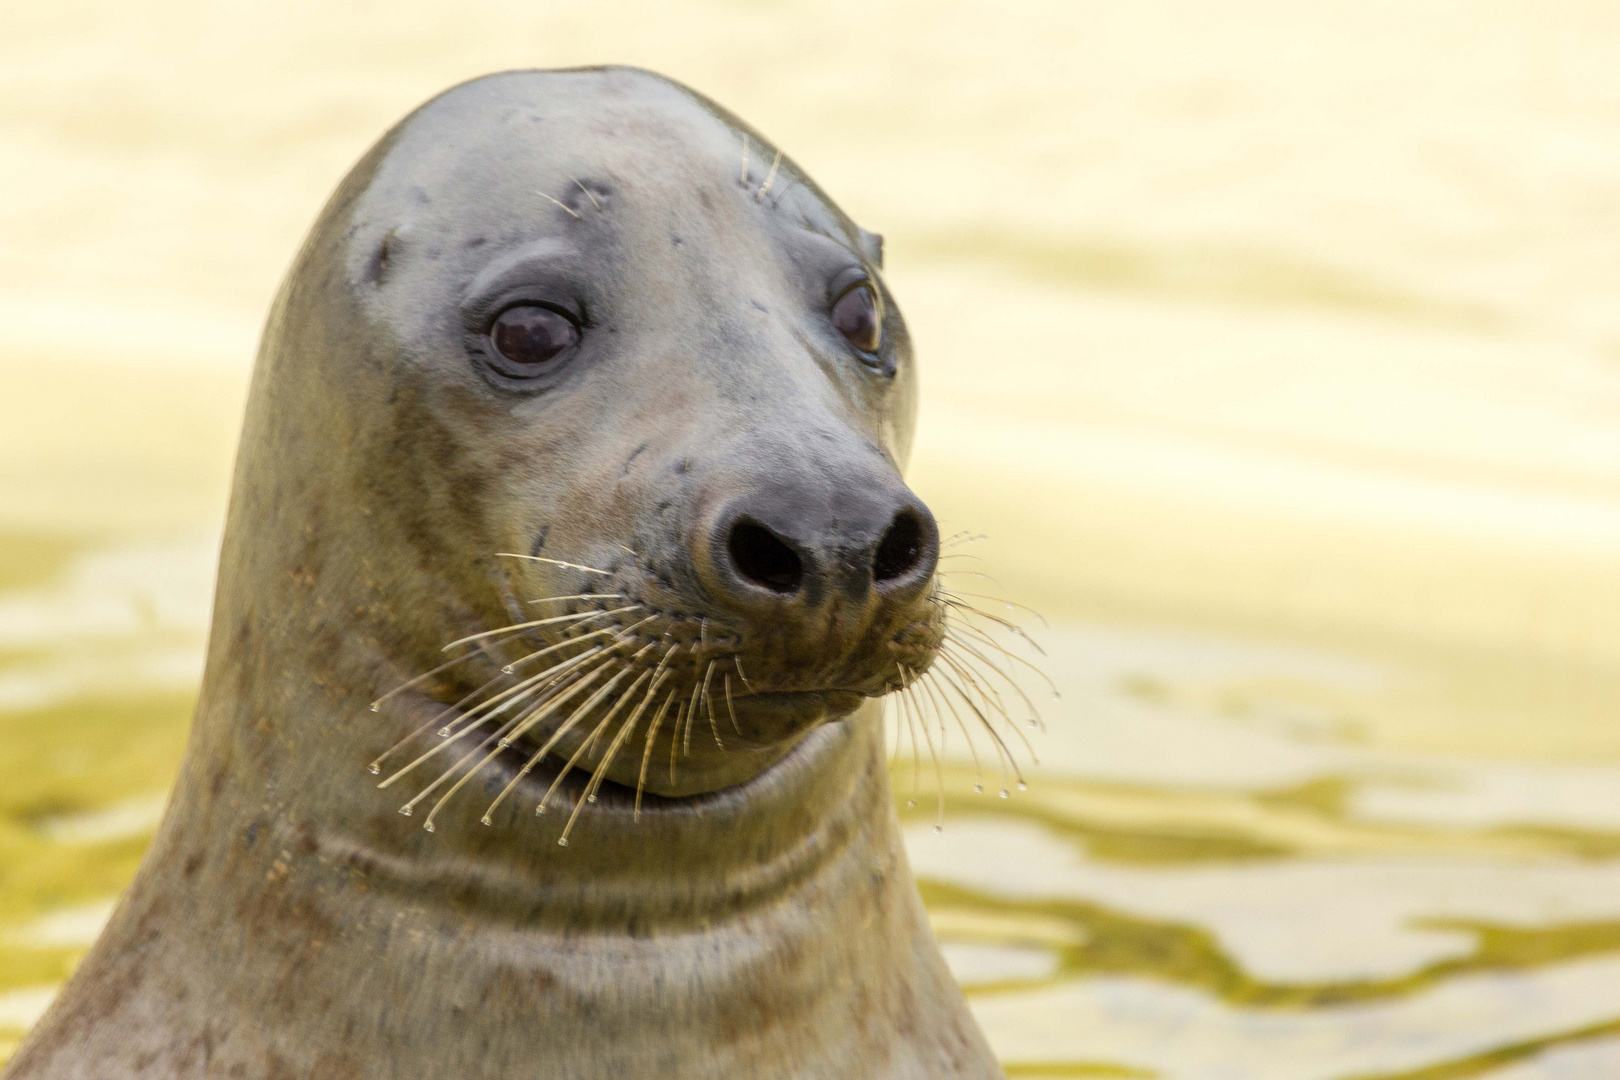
[
  {"xmin": 490, "ymin": 304, "xmax": 580, "ymax": 376},
  {"xmin": 831, "ymin": 283, "xmax": 881, "ymax": 354}
]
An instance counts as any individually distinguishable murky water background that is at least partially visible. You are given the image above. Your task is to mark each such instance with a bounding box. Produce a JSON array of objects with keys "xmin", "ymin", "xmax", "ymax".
[{"xmin": 5, "ymin": 2, "xmax": 1620, "ymax": 1076}]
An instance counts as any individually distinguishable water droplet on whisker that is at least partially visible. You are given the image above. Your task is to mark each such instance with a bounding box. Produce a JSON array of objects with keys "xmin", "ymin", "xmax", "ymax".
[
  {"xmin": 399, "ymin": 806, "xmax": 413, "ymax": 816},
  {"xmin": 933, "ymin": 824, "xmax": 943, "ymax": 833},
  {"xmin": 501, "ymin": 665, "xmax": 514, "ymax": 674},
  {"xmin": 586, "ymin": 794, "xmax": 597, "ymax": 803},
  {"xmin": 369, "ymin": 703, "xmax": 380, "ymax": 713},
  {"xmin": 437, "ymin": 727, "xmax": 452, "ymax": 737},
  {"xmin": 1026, "ymin": 719, "xmax": 1037, "ymax": 728},
  {"xmin": 535, "ymin": 805, "xmax": 549, "ymax": 815},
  {"xmin": 906, "ymin": 799, "xmax": 916, "ymax": 808},
  {"xmin": 973, "ymin": 784, "xmax": 984, "ymax": 793},
  {"xmin": 423, "ymin": 821, "xmax": 435, "ymax": 833},
  {"xmin": 1017, "ymin": 781, "xmax": 1027, "ymax": 791},
  {"xmin": 367, "ymin": 763, "xmax": 380, "ymax": 775},
  {"xmin": 557, "ymin": 837, "xmax": 569, "ymax": 847},
  {"xmin": 998, "ymin": 789, "xmax": 1009, "ymax": 799},
  {"xmin": 480, "ymin": 816, "xmax": 493, "ymax": 826}
]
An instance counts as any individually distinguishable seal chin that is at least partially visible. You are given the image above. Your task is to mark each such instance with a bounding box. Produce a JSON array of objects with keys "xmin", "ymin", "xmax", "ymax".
[
  {"xmin": 498, "ymin": 682, "xmax": 872, "ymax": 802},
  {"xmin": 725, "ymin": 688, "xmax": 865, "ymax": 743},
  {"xmin": 495, "ymin": 710, "xmax": 857, "ymax": 818}
]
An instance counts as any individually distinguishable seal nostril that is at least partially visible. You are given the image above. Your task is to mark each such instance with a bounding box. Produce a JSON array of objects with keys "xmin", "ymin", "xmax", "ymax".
[
  {"xmin": 727, "ymin": 521, "xmax": 803, "ymax": 594},
  {"xmin": 873, "ymin": 510, "xmax": 925, "ymax": 584}
]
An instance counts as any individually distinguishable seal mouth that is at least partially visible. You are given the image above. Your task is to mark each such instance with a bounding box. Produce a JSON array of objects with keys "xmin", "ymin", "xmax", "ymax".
[
  {"xmin": 492, "ymin": 715, "xmax": 842, "ymax": 816},
  {"xmin": 368, "ymin": 677, "xmax": 862, "ymax": 845},
  {"xmin": 499, "ymin": 680, "xmax": 866, "ymax": 777},
  {"xmin": 366, "ymin": 540, "xmax": 1052, "ymax": 843}
]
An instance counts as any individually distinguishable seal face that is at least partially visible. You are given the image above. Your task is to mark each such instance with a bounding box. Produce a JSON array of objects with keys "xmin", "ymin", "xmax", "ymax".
[
  {"xmin": 3, "ymin": 67, "xmax": 1004, "ymax": 1080},
  {"xmin": 343, "ymin": 66, "xmax": 946, "ymax": 815}
]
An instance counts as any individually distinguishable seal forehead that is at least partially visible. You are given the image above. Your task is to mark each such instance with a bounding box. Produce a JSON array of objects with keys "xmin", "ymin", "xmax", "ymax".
[
  {"xmin": 338, "ymin": 66, "xmax": 875, "ymax": 385},
  {"xmin": 364, "ymin": 68, "xmax": 771, "ymax": 219}
]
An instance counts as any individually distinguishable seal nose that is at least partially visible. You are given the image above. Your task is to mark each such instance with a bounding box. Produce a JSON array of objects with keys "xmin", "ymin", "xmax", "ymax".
[{"xmin": 709, "ymin": 487, "xmax": 939, "ymax": 608}]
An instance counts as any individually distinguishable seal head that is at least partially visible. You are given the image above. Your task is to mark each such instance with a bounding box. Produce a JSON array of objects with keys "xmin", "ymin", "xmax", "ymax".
[
  {"xmin": 4, "ymin": 67, "xmax": 1001, "ymax": 1080},
  {"xmin": 341, "ymin": 65, "xmax": 943, "ymax": 800}
]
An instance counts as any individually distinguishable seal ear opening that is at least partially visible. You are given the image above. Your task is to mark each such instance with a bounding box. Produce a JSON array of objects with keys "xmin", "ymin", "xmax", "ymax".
[{"xmin": 857, "ymin": 229, "xmax": 884, "ymax": 270}]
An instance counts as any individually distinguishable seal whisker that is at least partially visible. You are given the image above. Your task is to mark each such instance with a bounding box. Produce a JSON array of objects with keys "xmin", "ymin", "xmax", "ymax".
[
  {"xmin": 936, "ymin": 597, "xmax": 1048, "ymax": 659},
  {"xmin": 397, "ymin": 702, "xmax": 535, "ymax": 824},
  {"xmin": 941, "ymin": 633, "xmax": 1051, "ymax": 742},
  {"xmin": 560, "ymin": 667, "xmax": 654, "ymax": 810},
  {"xmin": 596, "ymin": 644, "xmax": 679, "ymax": 822},
  {"xmin": 496, "ymin": 614, "xmax": 660, "ymax": 747},
  {"xmin": 941, "ymin": 532, "xmax": 988, "ymax": 549},
  {"xmin": 684, "ymin": 669, "xmax": 703, "ymax": 757},
  {"xmin": 622, "ymin": 641, "xmax": 676, "ymax": 784},
  {"xmin": 733, "ymin": 655, "xmax": 757, "ymax": 694},
  {"xmin": 497, "ymin": 608, "xmax": 632, "ymax": 677},
  {"xmin": 441, "ymin": 605, "xmax": 639, "ymax": 652},
  {"xmin": 583, "ymin": 641, "xmax": 659, "ymax": 756},
  {"xmin": 378, "ymin": 658, "xmax": 583, "ymax": 789},
  {"xmin": 939, "ymin": 612, "xmax": 1055, "ymax": 701},
  {"xmin": 669, "ymin": 700, "xmax": 689, "ymax": 782},
  {"xmin": 896, "ymin": 675, "xmax": 924, "ymax": 809},
  {"xmin": 934, "ymin": 637, "xmax": 1010, "ymax": 722},
  {"xmin": 901, "ymin": 664, "xmax": 946, "ymax": 832},
  {"xmin": 419, "ymin": 685, "xmax": 585, "ymax": 833},
  {"xmin": 535, "ymin": 191, "xmax": 581, "ymax": 219},
  {"xmin": 939, "ymin": 590, "xmax": 1048, "ymax": 629},
  {"xmin": 932, "ymin": 650, "xmax": 1024, "ymax": 791},
  {"xmin": 887, "ymin": 690, "xmax": 904, "ymax": 764},
  {"xmin": 570, "ymin": 661, "xmax": 675, "ymax": 842},
  {"xmin": 637, "ymin": 687, "xmax": 678, "ymax": 821},
  {"xmin": 938, "ymin": 595, "xmax": 1042, "ymax": 655},
  {"xmin": 918, "ymin": 666, "xmax": 985, "ymax": 793},
  {"xmin": 366, "ymin": 613, "xmax": 563, "ymax": 711},
  {"xmin": 475, "ymin": 666, "xmax": 615, "ymax": 823},
  {"xmin": 534, "ymin": 666, "xmax": 641, "ymax": 826},
  {"xmin": 938, "ymin": 640, "xmax": 1041, "ymax": 764},
  {"xmin": 582, "ymin": 642, "xmax": 659, "ymax": 760},
  {"xmin": 571, "ymin": 177, "xmax": 602, "ymax": 211},
  {"xmin": 940, "ymin": 675, "xmax": 1018, "ymax": 797},
  {"xmin": 495, "ymin": 553, "xmax": 615, "ymax": 576},
  {"xmin": 723, "ymin": 672, "xmax": 742, "ymax": 736},
  {"xmin": 755, "ymin": 149, "xmax": 782, "ymax": 202},
  {"xmin": 382, "ymin": 615, "xmax": 656, "ymax": 788},
  {"xmin": 500, "ymin": 627, "xmax": 615, "ymax": 675},
  {"xmin": 369, "ymin": 669, "xmax": 512, "ymax": 774},
  {"xmin": 437, "ymin": 642, "xmax": 609, "ymax": 741},
  {"xmin": 525, "ymin": 667, "xmax": 633, "ymax": 817},
  {"xmin": 933, "ymin": 654, "xmax": 1017, "ymax": 790},
  {"xmin": 939, "ymin": 628, "xmax": 1049, "ymax": 738},
  {"xmin": 699, "ymin": 660, "xmax": 725, "ymax": 750},
  {"xmin": 366, "ymin": 644, "xmax": 507, "ymax": 713},
  {"xmin": 936, "ymin": 569, "xmax": 1004, "ymax": 590},
  {"xmin": 739, "ymin": 132, "xmax": 750, "ymax": 184},
  {"xmin": 525, "ymin": 592, "xmax": 622, "ymax": 606},
  {"xmin": 420, "ymin": 660, "xmax": 621, "ymax": 829}
]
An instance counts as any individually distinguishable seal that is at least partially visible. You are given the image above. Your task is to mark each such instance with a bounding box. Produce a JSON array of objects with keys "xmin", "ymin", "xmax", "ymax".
[{"xmin": 5, "ymin": 67, "xmax": 1010, "ymax": 1079}]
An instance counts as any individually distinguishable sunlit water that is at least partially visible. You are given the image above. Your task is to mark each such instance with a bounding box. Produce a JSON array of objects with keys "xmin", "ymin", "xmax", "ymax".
[{"xmin": 6, "ymin": 2, "xmax": 1620, "ymax": 1076}]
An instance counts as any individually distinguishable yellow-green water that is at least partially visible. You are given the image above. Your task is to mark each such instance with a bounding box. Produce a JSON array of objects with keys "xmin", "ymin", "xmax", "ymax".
[{"xmin": 6, "ymin": 2, "xmax": 1620, "ymax": 1076}]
